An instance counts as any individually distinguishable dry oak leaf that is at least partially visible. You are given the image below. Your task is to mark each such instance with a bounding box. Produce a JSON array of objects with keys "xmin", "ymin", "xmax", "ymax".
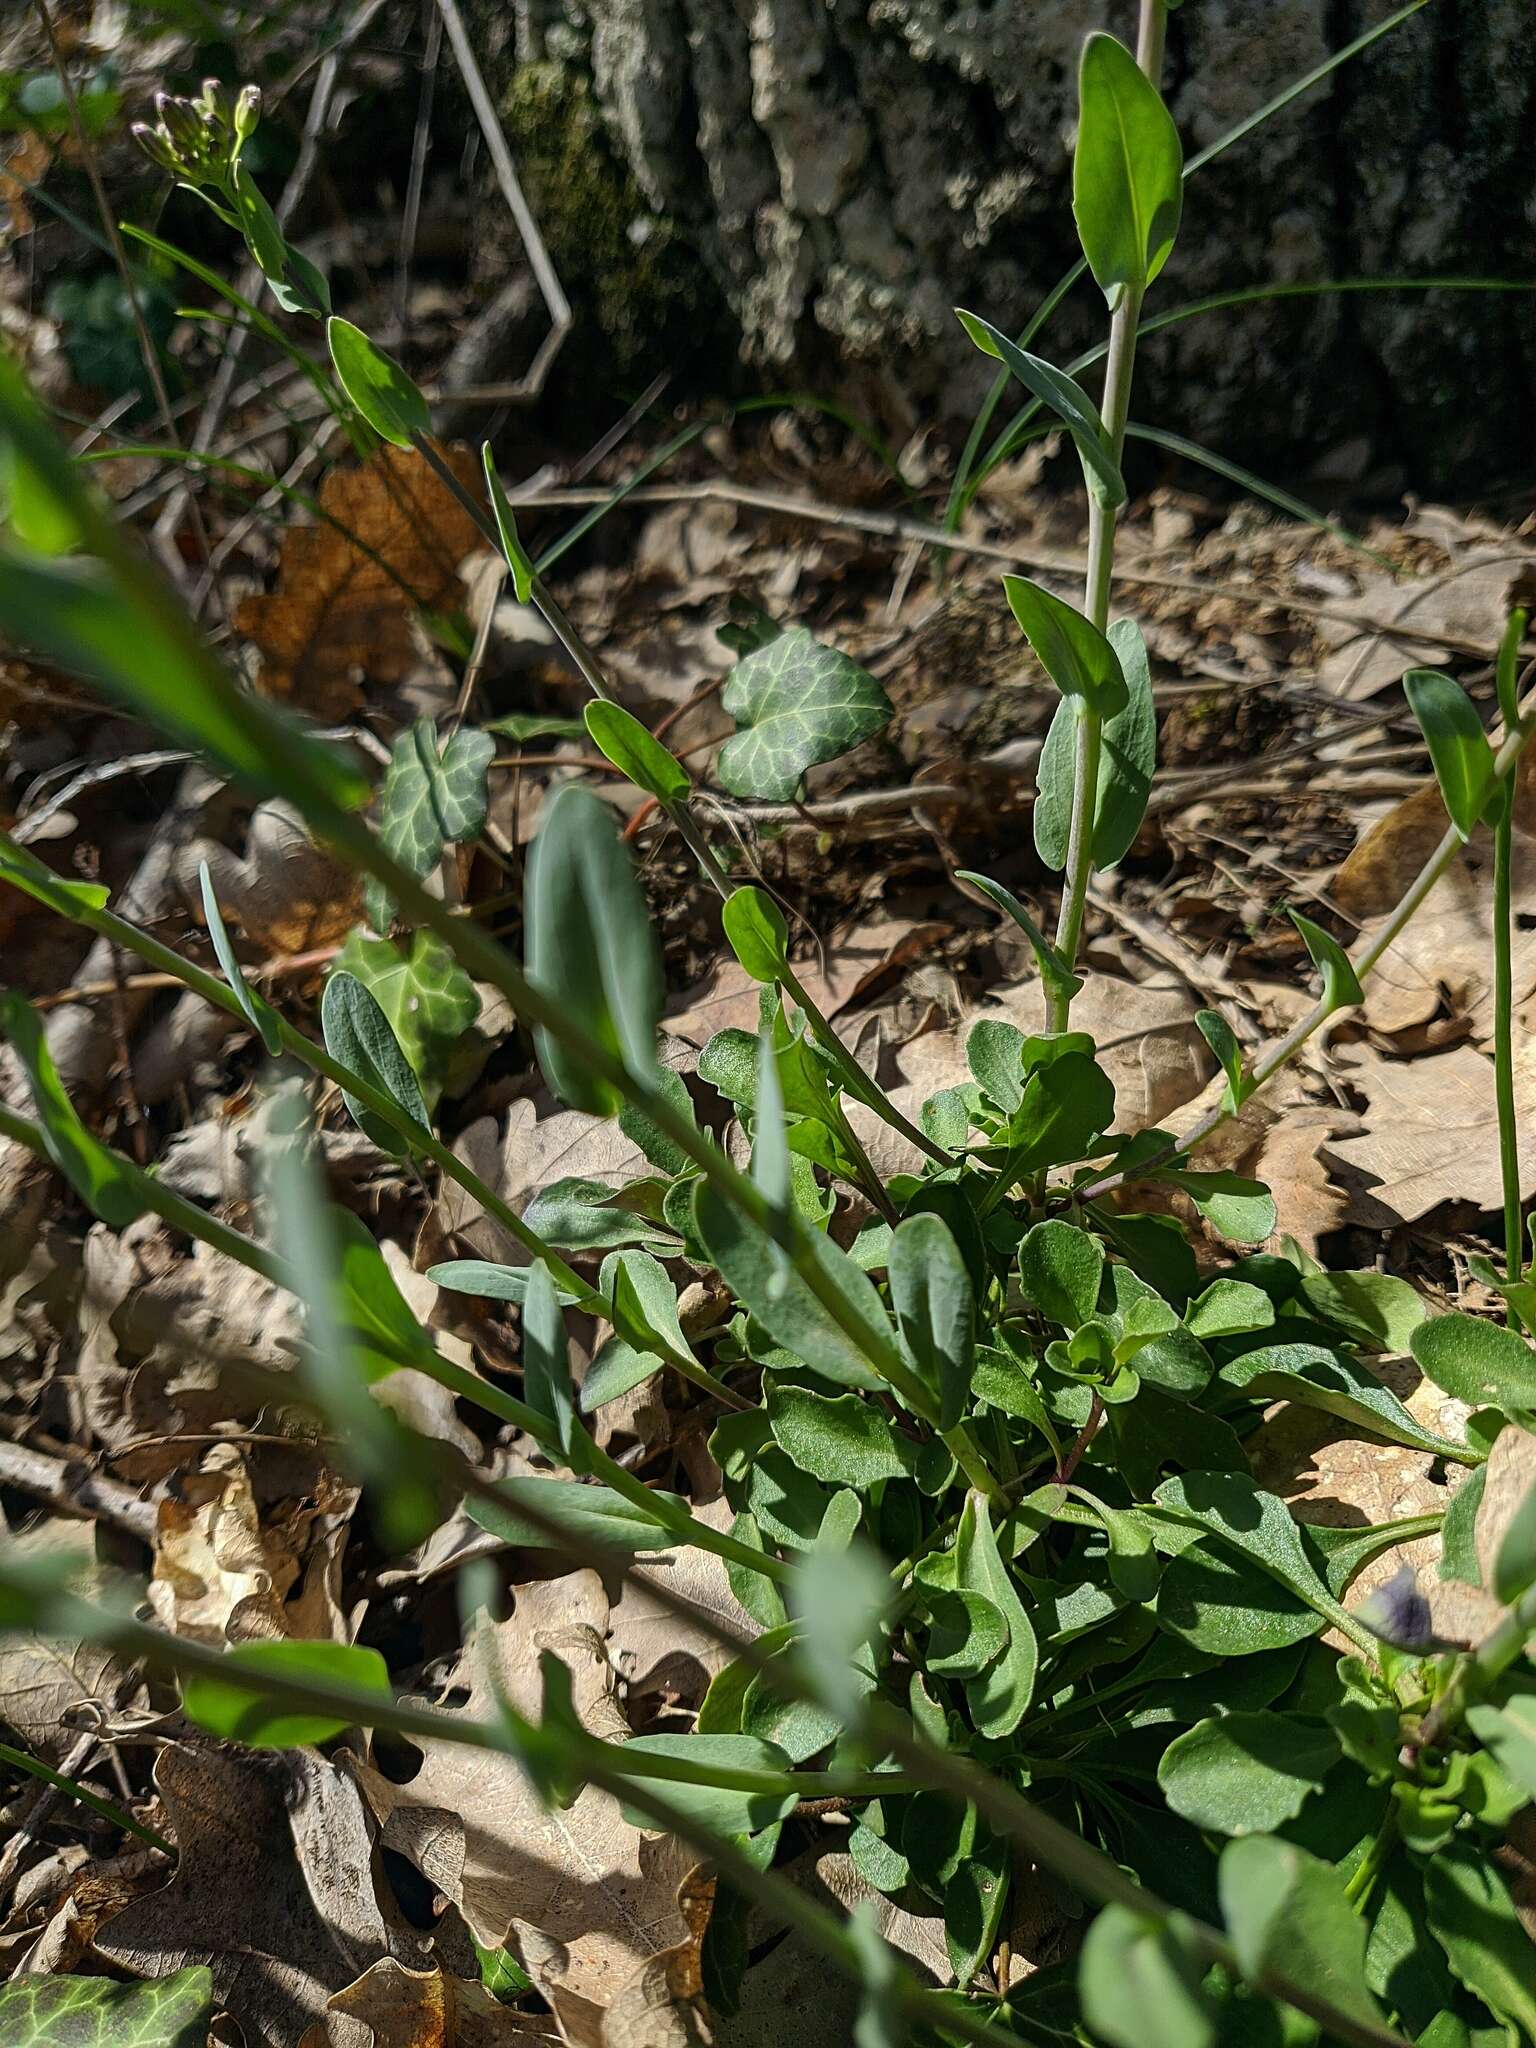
[
  {"xmin": 186, "ymin": 800, "xmax": 361, "ymax": 955},
  {"xmin": 147, "ymin": 1443, "xmax": 299, "ymax": 1645},
  {"xmin": 94, "ymin": 1740, "xmax": 399, "ymax": 2047},
  {"xmin": 320, "ymin": 1957, "xmax": 556, "ymax": 2045},
  {"xmin": 1429, "ymin": 1424, "xmax": 1536, "ymax": 1645},
  {"xmin": 0, "ymin": 1522, "xmax": 132, "ymax": 1765},
  {"xmin": 354, "ymin": 1572, "xmax": 697, "ymax": 2006},
  {"xmin": 1324, "ymin": 1040, "xmax": 1536, "ymax": 1225},
  {"xmin": 236, "ymin": 444, "xmax": 488, "ymax": 719}
]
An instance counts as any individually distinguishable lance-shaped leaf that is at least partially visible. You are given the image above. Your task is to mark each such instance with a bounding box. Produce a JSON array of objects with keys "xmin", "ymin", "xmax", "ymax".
[
  {"xmin": 1289, "ymin": 909, "xmax": 1363, "ymax": 1009},
  {"xmin": 367, "ymin": 716, "xmax": 495, "ymax": 927},
  {"xmin": 522, "ymin": 1258, "xmax": 582, "ymax": 1463},
  {"xmin": 955, "ymin": 870, "xmax": 1081, "ymax": 1002},
  {"xmin": 718, "ymin": 626, "xmax": 893, "ymax": 800},
  {"xmin": 889, "ymin": 1212, "xmax": 974, "ymax": 1431},
  {"xmin": 321, "ymin": 970, "xmax": 431, "ymax": 1155},
  {"xmin": 198, "ymin": 859, "xmax": 282, "ymax": 1055},
  {"xmin": 584, "ymin": 700, "xmax": 690, "ymax": 805},
  {"xmin": 955, "ymin": 307, "xmax": 1125, "ymax": 508},
  {"xmin": 722, "ymin": 885, "xmax": 790, "ymax": 983},
  {"xmin": 333, "ymin": 928, "xmax": 478, "ymax": 1109},
  {"xmin": 954, "ymin": 1492, "xmax": 1037, "ymax": 1734},
  {"xmin": 468, "ymin": 1474, "xmax": 682, "ymax": 1553},
  {"xmin": 182, "ymin": 1638, "xmax": 391, "ymax": 1748},
  {"xmin": 482, "ymin": 442, "xmax": 535, "ymax": 600},
  {"xmin": 0, "ymin": 830, "xmax": 109, "ymax": 916},
  {"xmin": 0, "ymin": 993, "xmax": 145, "ymax": 1226},
  {"xmin": 1403, "ymin": 667, "xmax": 1495, "ymax": 839},
  {"xmin": 1033, "ymin": 615, "xmax": 1154, "ymax": 868},
  {"xmin": 1196, "ymin": 1010, "xmax": 1250, "ymax": 1113},
  {"xmin": 1003, "ymin": 575, "xmax": 1127, "ymax": 717},
  {"xmin": 1073, "ymin": 31, "xmax": 1183, "ymax": 307},
  {"xmin": 328, "ymin": 316, "xmax": 431, "ymax": 447},
  {"xmin": 526, "ymin": 782, "xmax": 663, "ymax": 1115}
]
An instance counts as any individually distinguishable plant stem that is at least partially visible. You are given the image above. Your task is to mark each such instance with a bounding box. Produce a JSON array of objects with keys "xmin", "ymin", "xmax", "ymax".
[
  {"xmin": 781, "ymin": 967, "xmax": 959, "ymax": 1172},
  {"xmin": 1075, "ymin": 694, "xmax": 1536, "ymax": 1203},
  {"xmin": 1493, "ymin": 782, "xmax": 1523, "ymax": 1328}
]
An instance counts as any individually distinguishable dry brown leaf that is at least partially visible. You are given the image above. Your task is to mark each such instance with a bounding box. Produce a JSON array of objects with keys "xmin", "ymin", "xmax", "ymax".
[
  {"xmin": 236, "ymin": 445, "xmax": 488, "ymax": 720},
  {"xmin": 323, "ymin": 1957, "xmax": 556, "ymax": 2045},
  {"xmin": 1325, "ymin": 1040, "xmax": 1536, "ymax": 1225},
  {"xmin": 147, "ymin": 1444, "xmax": 299, "ymax": 1645},
  {"xmin": 607, "ymin": 1499, "xmax": 744, "ymax": 1717},
  {"xmin": 355, "ymin": 1574, "xmax": 696, "ymax": 2005},
  {"xmin": 186, "ymin": 800, "xmax": 362, "ymax": 956},
  {"xmin": 438, "ymin": 1103, "xmax": 650, "ymax": 1264},
  {"xmin": 666, "ymin": 918, "xmax": 948, "ymax": 1047},
  {"xmin": 1316, "ymin": 537, "xmax": 1535, "ymax": 703},
  {"xmin": 0, "ymin": 1522, "xmax": 132, "ymax": 1765},
  {"xmin": 95, "ymin": 1742, "xmax": 398, "ymax": 2046}
]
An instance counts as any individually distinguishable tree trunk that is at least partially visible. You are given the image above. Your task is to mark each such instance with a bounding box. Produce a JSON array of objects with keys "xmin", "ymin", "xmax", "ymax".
[{"xmin": 500, "ymin": 1, "xmax": 1534, "ymax": 491}]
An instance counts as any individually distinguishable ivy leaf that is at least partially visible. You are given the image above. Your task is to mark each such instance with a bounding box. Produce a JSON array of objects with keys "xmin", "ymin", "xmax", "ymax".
[
  {"xmin": 332, "ymin": 927, "xmax": 479, "ymax": 1109},
  {"xmin": 366, "ymin": 716, "xmax": 494, "ymax": 927},
  {"xmin": 0, "ymin": 992, "xmax": 145, "ymax": 1226},
  {"xmin": 0, "ymin": 1965, "xmax": 212, "ymax": 2046},
  {"xmin": 718, "ymin": 626, "xmax": 893, "ymax": 801}
]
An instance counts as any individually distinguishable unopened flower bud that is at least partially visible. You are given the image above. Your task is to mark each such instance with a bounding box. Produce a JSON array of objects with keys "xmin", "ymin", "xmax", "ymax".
[
  {"xmin": 131, "ymin": 122, "xmax": 181, "ymax": 176},
  {"xmin": 234, "ymin": 84, "xmax": 262, "ymax": 142}
]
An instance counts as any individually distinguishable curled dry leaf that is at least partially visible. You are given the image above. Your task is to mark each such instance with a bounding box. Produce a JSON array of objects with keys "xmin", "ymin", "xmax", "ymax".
[
  {"xmin": 148, "ymin": 1444, "xmax": 301, "ymax": 1646},
  {"xmin": 0, "ymin": 1522, "xmax": 133, "ymax": 1766},
  {"xmin": 320, "ymin": 1956, "xmax": 554, "ymax": 2045},
  {"xmin": 236, "ymin": 445, "xmax": 488, "ymax": 720}
]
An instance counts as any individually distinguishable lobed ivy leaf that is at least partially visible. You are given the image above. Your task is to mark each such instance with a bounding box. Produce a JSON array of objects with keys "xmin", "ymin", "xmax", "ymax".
[
  {"xmin": 181, "ymin": 1638, "xmax": 390, "ymax": 1748},
  {"xmin": 332, "ymin": 927, "xmax": 479, "ymax": 1109},
  {"xmin": 1003, "ymin": 574, "xmax": 1127, "ymax": 717},
  {"xmin": 367, "ymin": 716, "xmax": 494, "ymax": 928},
  {"xmin": 0, "ymin": 992, "xmax": 145, "ymax": 1227},
  {"xmin": 1073, "ymin": 31, "xmax": 1184, "ymax": 307},
  {"xmin": 320, "ymin": 968, "xmax": 431, "ymax": 1154},
  {"xmin": 327, "ymin": 316, "xmax": 431, "ymax": 447},
  {"xmin": 0, "ymin": 1965, "xmax": 212, "ymax": 2046},
  {"xmin": 718, "ymin": 626, "xmax": 893, "ymax": 801},
  {"xmin": 526, "ymin": 783, "xmax": 664, "ymax": 1115}
]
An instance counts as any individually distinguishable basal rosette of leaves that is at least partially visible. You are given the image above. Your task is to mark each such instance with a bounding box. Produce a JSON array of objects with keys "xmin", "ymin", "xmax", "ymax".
[{"xmin": 1, "ymin": 8, "xmax": 1534, "ymax": 2047}]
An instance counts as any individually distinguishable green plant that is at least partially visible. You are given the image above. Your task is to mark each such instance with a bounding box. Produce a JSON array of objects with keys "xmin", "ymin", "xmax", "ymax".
[{"xmin": 2, "ymin": 11, "xmax": 1536, "ymax": 2045}]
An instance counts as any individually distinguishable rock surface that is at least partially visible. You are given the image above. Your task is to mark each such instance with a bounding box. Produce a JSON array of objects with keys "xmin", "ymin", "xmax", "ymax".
[{"xmin": 500, "ymin": 0, "xmax": 1534, "ymax": 485}]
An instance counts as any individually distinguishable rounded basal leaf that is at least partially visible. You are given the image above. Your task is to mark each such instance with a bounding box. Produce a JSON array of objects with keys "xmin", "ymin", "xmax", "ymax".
[
  {"xmin": 321, "ymin": 970, "xmax": 431, "ymax": 1154},
  {"xmin": 1073, "ymin": 31, "xmax": 1184, "ymax": 306},
  {"xmin": 526, "ymin": 782, "xmax": 663, "ymax": 1115},
  {"xmin": 1002, "ymin": 574, "xmax": 1127, "ymax": 716},
  {"xmin": 1298, "ymin": 1268, "xmax": 1426, "ymax": 1353},
  {"xmin": 767, "ymin": 1382, "xmax": 909, "ymax": 1486},
  {"xmin": 1411, "ymin": 1311, "xmax": 1536, "ymax": 1412},
  {"xmin": 327, "ymin": 316, "xmax": 431, "ymax": 447},
  {"xmin": 721, "ymin": 886, "xmax": 790, "ymax": 983},
  {"xmin": 1218, "ymin": 1837, "xmax": 1382, "ymax": 2035},
  {"xmin": 181, "ymin": 1638, "xmax": 390, "ymax": 1747},
  {"xmin": 1403, "ymin": 667, "xmax": 1495, "ymax": 839},
  {"xmin": 584, "ymin": 700, "xmax": 691, "ymax": 805},
  {"xmin": 922, "ymin": 1584, "xmax": 1008, "ymax": 1680},
  {"xmin": 1079, "ymin": 1905, "xmax": 1215, "ymax": 2048},
  {"xmin": 1019, "ymin": 1218, "xmax": 1104, "ymax": 1330},
  {"xmin": 954, "ymin": 307, "xmax": 1125, "ymax": 508},
  {"xmin": 718, "ymin": 626, "xmax": 893, "ymax": 800},
  {"xmin": 954, "ymin": 1493, "xmax": 1037, "ymax": 1735},
  {"xmin": 1158, "ymin": 1711, "xmax": 1339, "ymax": 1835}
]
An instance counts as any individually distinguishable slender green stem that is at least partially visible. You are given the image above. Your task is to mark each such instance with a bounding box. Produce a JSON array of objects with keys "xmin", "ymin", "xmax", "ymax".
[
  {"xmin": 0, "ymin": 1739, "xmax": 173, "ymax": 1855},
  {"xmin": 781, "ymin": 967, "xmax": 959, "ymax": 1173},
  {"xmin": 1493, "ymin": 785, "xmax": 1523, "ymax": 1329},
  {"xmin": 1075, "ymin": 694, "xmax": 1536, "ymax": 1202}
]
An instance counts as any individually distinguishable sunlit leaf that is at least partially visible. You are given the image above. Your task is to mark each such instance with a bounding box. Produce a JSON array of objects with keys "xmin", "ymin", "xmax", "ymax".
[{"xmin": 718, "ymin": 627, "xmax": 892, "ymax": 801}]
